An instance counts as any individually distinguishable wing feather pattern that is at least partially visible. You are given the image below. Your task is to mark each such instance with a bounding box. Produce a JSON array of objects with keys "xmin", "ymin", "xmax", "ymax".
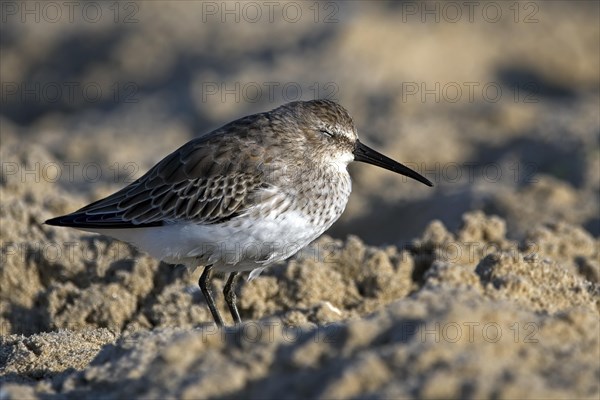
[{"xmin": 46, "ymin": 115, "xmax": 275, "ymax": 229}]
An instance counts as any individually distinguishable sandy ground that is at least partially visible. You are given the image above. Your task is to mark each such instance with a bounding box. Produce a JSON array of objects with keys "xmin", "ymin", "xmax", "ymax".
[{"xmin": 1, "ymin": 1, "xmax": 599, "ymax": 399}]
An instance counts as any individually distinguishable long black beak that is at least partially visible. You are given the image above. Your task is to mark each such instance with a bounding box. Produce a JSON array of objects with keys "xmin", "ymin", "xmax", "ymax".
[{"xmin": 353, "ymin": 140, "xmax": 433, "ymax": 187}]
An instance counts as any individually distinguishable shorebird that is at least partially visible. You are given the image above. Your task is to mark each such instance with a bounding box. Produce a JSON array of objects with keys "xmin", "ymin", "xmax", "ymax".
[{"xmin": 46, "ymin": 100, "xmax": 433, "ymax": 326}]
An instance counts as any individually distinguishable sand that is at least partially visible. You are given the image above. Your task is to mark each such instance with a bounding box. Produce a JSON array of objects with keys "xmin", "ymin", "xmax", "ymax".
[
  {"xmin": 1, "ymin": 1, "xmax": 599, "ymax": 399},
  {"xmin": 2, "ymin": 157, "xmax": 598, "ymax": 397}
]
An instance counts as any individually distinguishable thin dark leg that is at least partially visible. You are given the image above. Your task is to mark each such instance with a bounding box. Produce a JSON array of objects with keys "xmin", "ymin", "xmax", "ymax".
[
  {"xmin": 223, "ymin": 272, "xmax": 241, "ymax": 324},
  {"xmin": 199, "ymin": 265, "xmax": 224, "ymax": 327}
]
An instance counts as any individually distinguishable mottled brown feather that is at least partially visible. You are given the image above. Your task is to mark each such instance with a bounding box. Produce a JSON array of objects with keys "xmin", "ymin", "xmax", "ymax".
[{"xmin": 69, "ymin": 117, "xmax": 275, "ymax": 227}]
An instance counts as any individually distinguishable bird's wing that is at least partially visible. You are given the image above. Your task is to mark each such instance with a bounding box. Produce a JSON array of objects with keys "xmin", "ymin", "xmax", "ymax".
[{"xmin": 46, "ymin": 130, "xmax": 275, "ymax": 229}]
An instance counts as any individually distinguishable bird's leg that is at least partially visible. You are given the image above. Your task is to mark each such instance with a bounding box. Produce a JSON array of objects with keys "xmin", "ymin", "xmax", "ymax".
[
  {"xmin": 223, "ymin": 272, "xmax": 241, "ymax": 325},
  {"xmin": 199, "ymin": 265, "xmax": 224, "ymax": 327}
]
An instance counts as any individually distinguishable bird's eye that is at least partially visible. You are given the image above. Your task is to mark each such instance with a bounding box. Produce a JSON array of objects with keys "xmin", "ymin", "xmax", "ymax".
[{"xmin": 320, "ymin": 129, "xmax": 334, "ymax": 138}]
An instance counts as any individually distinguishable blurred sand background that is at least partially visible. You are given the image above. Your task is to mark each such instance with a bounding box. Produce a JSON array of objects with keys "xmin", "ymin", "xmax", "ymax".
[{"xmin": 1, "ymin": 1, "xmax": 599, "ymax": 399}]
